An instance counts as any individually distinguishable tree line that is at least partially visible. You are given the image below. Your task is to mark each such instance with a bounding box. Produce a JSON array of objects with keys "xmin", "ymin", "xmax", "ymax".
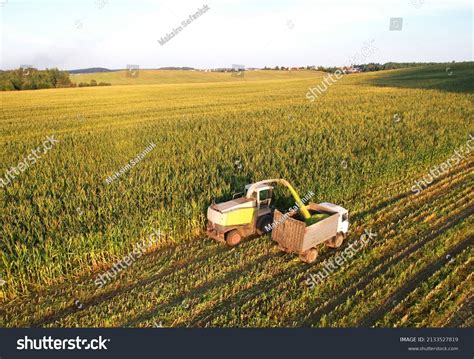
[
  {"xmin": 262, "ymin": 62, "xmax": 456, "ymax": 73},
  {"xmin": 315, "ymin": 62, "xmax": 449, "ymax": 73},
  {"xmin": 0, "ymin": 68, "xmax": 110, "ymax": 91}
]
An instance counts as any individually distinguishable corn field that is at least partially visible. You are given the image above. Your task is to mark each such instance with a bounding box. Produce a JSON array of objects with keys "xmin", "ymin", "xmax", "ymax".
[{"xmin": 1, "ymin": 64, "xmax": 473, "ymax": 327}]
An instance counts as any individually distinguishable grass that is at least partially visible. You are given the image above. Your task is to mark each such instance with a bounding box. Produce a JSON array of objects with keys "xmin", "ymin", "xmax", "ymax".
[
  {"xmin": 1, "ymin": 64, "xmax": 473, "ymax": 327},
  {"xmin": 367, "ymin": 62, "xmax": 474, "ymax": 93}
]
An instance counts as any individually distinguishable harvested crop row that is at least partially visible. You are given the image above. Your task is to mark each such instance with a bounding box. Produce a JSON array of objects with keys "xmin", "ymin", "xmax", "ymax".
[
  {"xmin": 445, "ymin": 294, "xmax": 474, "ymax": 328},
  {"xmin": 3, "ymin": 236, "xmax": 226, "ymax": 327},
  {"xmin": 374, "ymin": 245, "xmax": 473, "ymax": 327},
  {"xmin": 50, "ymin": 237, "xmax": 277, "ymax": 327},
  {"xmin": 331, "ymin": 219, "xmax": 473, "ymax": 327},
  {"xmin": 350, "ymin": 159, "xmax": 473, "ymax": 224}
]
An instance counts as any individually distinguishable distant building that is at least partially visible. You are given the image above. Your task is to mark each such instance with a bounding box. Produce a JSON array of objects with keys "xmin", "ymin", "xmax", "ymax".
[{"xmin": 341, "ymin": 66, "xmax": 362, "ymax": 73}]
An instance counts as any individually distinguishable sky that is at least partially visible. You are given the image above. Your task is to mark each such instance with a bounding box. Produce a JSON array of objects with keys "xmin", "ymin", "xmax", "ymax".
[{"xmin": 0, "ymin": 0, "xmax": 472, "ymax": 70}]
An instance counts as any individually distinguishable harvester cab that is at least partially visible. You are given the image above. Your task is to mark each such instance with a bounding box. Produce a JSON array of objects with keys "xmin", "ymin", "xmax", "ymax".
[{"xmin": 245, "ymin": 183, "xmax": 273, "ymax": 215}]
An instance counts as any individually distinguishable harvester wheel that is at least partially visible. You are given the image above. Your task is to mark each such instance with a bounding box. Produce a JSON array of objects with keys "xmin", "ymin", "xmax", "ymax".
[
  {"xmin": 225, "ymin": 230, "xmax": 242, "ymax": 246},
  {"xmin": 325, "ymin": 232, "xmax": 345, "ymax": 248},
  {"xmin": 299, "ymin": 248, "xmax": 318, "ymax": 263},
  {"xmin": 257, "ymin": 215, "xmax": 273, "ymax": 235}
]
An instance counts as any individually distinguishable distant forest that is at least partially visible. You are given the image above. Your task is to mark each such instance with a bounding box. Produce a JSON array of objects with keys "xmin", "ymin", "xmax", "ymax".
[
  {"xmin": 0, "ymin": 68, "xmax": 110, "ymax": 91},
  {"xmin": 259, "ymin": 62, "xmax": 458, "ymax": 73},
  {"xmin": 314, "ymin": 62, "xmax": 457, "ymax": 73}
]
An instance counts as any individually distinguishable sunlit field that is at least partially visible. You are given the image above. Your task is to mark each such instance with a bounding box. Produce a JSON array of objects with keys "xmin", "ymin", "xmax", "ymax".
[{"xmin": 1, "ymin": 63, "xmax": 473, "ymax": 327}]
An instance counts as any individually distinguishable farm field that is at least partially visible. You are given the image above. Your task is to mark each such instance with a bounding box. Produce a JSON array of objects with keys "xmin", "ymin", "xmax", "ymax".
[
  {"xmin": 0, "ymin": 63, "xmax": 473, "ymax": 327},
  {"xmin": 70, "ymin": 69, "xmax": 320, "ymax": 86}
]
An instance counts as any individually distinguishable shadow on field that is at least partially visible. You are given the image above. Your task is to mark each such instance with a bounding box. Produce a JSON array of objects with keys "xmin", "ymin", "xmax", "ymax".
[
  {"xmin": 187, "ymin": 260, "xmax": 306, "ymax": 327},
  {"xmin": 30, "ymin": 238, "xmax": 256, "ymax": 327},
  {"xmin": 358, "ymin": 234, "xmax": 473, "ymax": 327},
  {"xmin": 368, "ymin": 62, "xmax": 474, "ymax": 94},
  {"xmin": 185, "ymin": 238, "xmax": 375, "ymax": 327},
  {"xmin": 121, "ymin": 251, "xmax": 281, "ymax": 327}
]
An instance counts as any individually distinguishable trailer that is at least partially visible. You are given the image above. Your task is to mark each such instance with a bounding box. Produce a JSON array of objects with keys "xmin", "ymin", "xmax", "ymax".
[{"xmin": 272, "ymin": 202, "xmax": 349, "ymax": 263}]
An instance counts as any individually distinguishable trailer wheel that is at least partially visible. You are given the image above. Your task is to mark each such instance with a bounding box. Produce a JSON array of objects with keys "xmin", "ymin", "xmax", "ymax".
[
  {"xmin": 325, "ymin": 232, "xmax": 345, "ymax": 248},
  {"xmin": 299, "ymin": 248, "xmax": 318, "ymax": 263},
  {"xmin": 225, "ymin": 230, "xmax": 242, "ymax": 246}
]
